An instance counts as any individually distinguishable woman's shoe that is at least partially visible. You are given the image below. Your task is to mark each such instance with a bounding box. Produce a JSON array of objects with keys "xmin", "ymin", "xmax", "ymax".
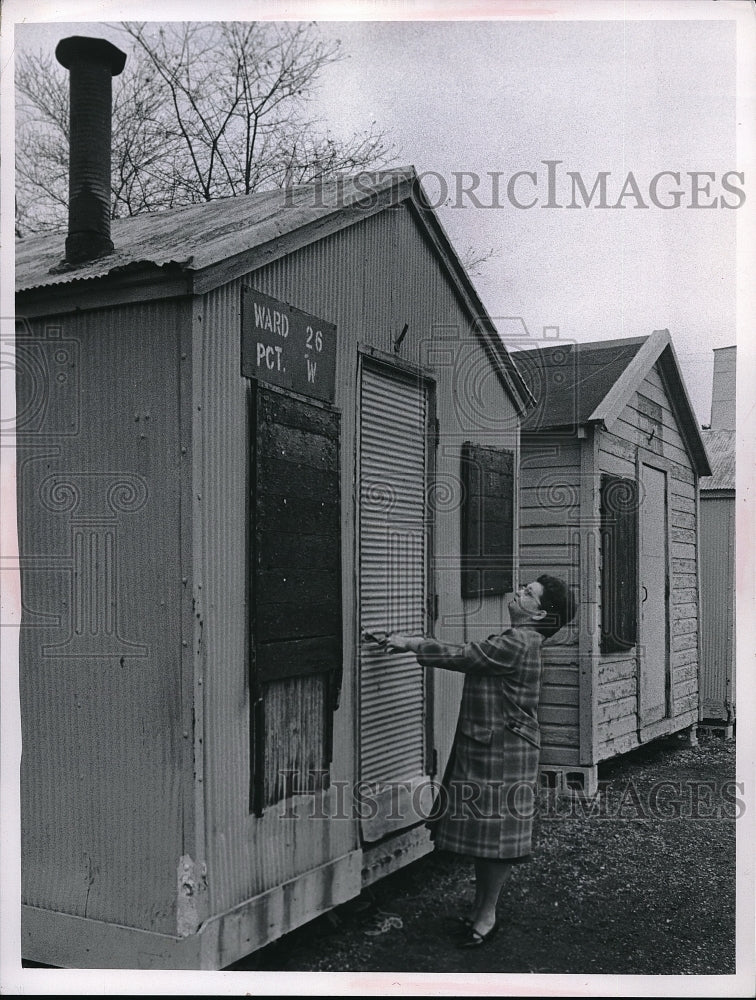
[{"xmin": 456, "ymin": 919, "xmax": 499, "ymax": 949}]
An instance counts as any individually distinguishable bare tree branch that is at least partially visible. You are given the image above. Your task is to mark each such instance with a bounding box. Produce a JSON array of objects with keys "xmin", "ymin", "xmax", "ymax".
[
  {"xmin": 15, "ymin": 20, "xmax": 395, "ymax": 235},
  {"xmin": 458, "ymin": 244, "xmax": 503, "ymax": 276}
]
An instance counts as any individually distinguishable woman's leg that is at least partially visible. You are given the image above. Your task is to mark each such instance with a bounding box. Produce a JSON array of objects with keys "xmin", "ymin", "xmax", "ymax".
[{"xmin": 470, "ymin": 859, "xmax": 514, "ymax": 934}]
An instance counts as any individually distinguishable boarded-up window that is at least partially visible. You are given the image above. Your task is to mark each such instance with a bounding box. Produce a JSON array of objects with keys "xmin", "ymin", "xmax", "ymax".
[
  {"xmin": 600, "ymin": 474, "xmax": 638, "ymax": 653},
  {"xmin": 250, "ymin": 385, "xmax": 342, "ymax": 813},
  {"xmin": 460, "ymin": 442, "xmax": 514, "ymax": 599}
]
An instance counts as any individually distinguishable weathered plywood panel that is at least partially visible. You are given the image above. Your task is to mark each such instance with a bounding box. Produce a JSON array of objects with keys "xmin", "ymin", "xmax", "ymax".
[
  {"xmin": 262, "ymin": 675, "xmax": 329, "ymax": 804},
  {"xmin": 597, "ymin": 676, "xmax": 636, "ymax": 704},
  {"xmin": 540, "ymin": 725, "xmax": 581, "ymax": 748},
  {"xmin": 596, "ymin": 729, "xmax": 640, "ymax": 762},
  {"xmin": 671, "ymin": 494, "xmax": 696, "ymax": 514},
  {"xmin": 597, "ymin": 713, "xmax": 637, "ymax": 742},
  {"xmin": 539, "ymin": 705, "xmax": 579, "ymax": 727},
  {"xmin": 673, "ymin": 648, "xmax": 698, "ymax": 669},
  {"xmin": 673, "ymin": 631, "xmax": 698, "ymax": 652},
  {"xmin": 597, "ymin": 695, "xmax": 636, "ymax": 726},
  {"xmin": 597, "ymin": 657, "xmax": 636, "ymax": 684},
  {"xmin": 540, "ymin": 684, "xmax": 580, "ymax": 707},
  {"xmin": 674, "ymin": 663, "xmax": 698, "ymax": 684}
]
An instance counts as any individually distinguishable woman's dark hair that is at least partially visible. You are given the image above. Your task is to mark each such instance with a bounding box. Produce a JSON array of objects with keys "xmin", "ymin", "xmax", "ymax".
[{"xmin": 533, "ymin": 574, "xmax": 576, "ymax": 639}]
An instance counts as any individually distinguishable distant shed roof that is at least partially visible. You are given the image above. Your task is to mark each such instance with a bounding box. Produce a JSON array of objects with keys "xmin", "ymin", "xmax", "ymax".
[
  {"xmin": 512, "ymin": 330, "xmax": 711, "ymax": 478},
  {"xmin": 512, "ymin": 337, "xmax": 646, "ymax": 430},
  {"xmin": 700, "ymin": 429, "xmax": 735, "ymax": 491}
]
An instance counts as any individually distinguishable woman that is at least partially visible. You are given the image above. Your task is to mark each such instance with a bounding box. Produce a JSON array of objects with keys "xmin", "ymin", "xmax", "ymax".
[{"xmin": 385, "ymin": 574, "xmax": 576, "ymax": 949}]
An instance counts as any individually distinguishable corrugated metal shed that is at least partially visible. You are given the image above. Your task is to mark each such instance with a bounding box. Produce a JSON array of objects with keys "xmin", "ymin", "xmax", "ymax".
[
  {"xmin": 17, "ymin": 163, "xmax": 531, "ymax": 969},
  {"xmin": 700, "ymin": 429, "xmax": 735, "ymax": 491}
]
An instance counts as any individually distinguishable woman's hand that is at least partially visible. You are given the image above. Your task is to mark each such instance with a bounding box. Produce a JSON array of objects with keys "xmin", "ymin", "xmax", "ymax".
[{"xmin": 386, "ymin": 633, "xmax": 423, "ymax": 653}]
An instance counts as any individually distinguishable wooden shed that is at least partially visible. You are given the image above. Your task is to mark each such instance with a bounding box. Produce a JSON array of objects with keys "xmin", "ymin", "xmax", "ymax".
[
  {"xmin": 699, "ymin": 347, "xmax": 736, "ymax": 733},
  {"xmin": 15, "ymin": 44, "xmax": 534, "ymax": 965},
  {"xmin": 512, "ymin": 331, "xmax": 712, "ymax": 793}
]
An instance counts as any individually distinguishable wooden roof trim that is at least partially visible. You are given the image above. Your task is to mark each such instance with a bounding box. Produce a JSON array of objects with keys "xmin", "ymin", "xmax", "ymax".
[
  {"xmin": 588, "ymin": 329, "xmax": 671, "ymax": 430},
  {"xmin": 588, "ymin": 328, "xmax": 711, "ymax": 477}
]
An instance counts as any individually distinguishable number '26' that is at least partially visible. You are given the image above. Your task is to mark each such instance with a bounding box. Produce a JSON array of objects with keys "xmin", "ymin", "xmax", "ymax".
[{"xmin": 305, "ymin": 326, "xmax": 323, "ymax": 352}]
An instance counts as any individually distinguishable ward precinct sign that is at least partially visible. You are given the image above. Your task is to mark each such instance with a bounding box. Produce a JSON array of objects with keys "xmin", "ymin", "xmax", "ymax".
[{"xmin": 241, "ymin": 288, "xmax": 337, "ymax": 404}]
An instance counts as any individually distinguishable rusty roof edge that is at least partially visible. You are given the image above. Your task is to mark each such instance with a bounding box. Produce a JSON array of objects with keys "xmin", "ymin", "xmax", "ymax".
[
  {"xmin": 406, "ymin": 176, "xmax": 535, "ymax": 416},
  {"xmin": 16, "ymin": 255, "xmax": 196, "ymax": 298}
]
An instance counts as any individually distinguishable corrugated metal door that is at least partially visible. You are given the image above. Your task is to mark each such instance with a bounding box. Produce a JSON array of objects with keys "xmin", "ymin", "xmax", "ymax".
[{"xmin": 358, "ymin": 361, "xmax": 432, "ymax": 840}]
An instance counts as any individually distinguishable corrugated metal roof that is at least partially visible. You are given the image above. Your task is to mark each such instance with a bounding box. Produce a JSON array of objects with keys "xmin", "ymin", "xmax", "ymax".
[
  {"xmin": 700, "ymin": 429, "xmax": 735, "ymax": 490},
  {"xmin": 513, "ymin": 337, "xmax": 647, "ymax": 431},
  {"xmin": 15, "ymin": 165, "xmax": 534, "ymax": 416},
  {"xmin": 15, "ymin": 169, "xmax": 415, "ymax": 293}
]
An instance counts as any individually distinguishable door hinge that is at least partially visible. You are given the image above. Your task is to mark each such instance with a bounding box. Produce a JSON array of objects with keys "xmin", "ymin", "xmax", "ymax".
[
  {"xmin": 431, "ymin": 416, "xmax": 440, "ymax": 449},
  {"xmin": 429, "ymin": 747, "xmax": 439, "ymax": 777}
]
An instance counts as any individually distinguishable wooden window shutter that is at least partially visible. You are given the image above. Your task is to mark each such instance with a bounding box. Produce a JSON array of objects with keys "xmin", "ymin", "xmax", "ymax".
[
  {"xmin": 600, "ymin": 474, "xmax": 638, "ymax": 653},
  {"xmin": 250, "ymin": 385, "xmax": 342, "ymax": 813},
  {"xmin": 460, "ymin": 442, "xmax": 514, "ymax": 599}
]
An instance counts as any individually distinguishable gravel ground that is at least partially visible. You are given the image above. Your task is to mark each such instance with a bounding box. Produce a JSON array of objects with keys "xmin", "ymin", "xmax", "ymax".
[{"xmin": 229, "ymin": 731, "xmax": 738, "ymax": 976}]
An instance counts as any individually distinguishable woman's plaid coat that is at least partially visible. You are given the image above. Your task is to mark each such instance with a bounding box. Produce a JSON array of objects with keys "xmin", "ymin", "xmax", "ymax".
[{"xmin": 416, "ymin": 627, "xmax": 545, "ymax": 861}]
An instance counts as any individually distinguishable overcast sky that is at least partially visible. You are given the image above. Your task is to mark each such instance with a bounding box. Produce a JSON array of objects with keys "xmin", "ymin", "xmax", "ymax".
[{"xmin": 10, "ymin": 3, "xmax": 754, "ymax": 423}]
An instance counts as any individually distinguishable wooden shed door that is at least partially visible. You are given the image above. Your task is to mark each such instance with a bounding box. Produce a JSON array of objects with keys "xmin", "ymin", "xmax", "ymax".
[
  {"xmin": 639, "ymin": 461, "xmax": 669, "ymax": 728},
  {"xmin": 358, "ymin": 362, "xmax": 433, "ymax": 841}
]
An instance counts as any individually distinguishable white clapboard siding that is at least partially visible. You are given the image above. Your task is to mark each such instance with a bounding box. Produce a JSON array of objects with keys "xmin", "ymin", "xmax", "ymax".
[{"xmin": 359, "ymin": 364, "xmax": 427, "ymax": 786}]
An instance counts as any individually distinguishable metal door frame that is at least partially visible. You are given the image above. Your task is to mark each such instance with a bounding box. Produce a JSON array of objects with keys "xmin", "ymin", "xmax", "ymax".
[{"xmin": 355, "ymin": 346, "xmax": 437, "ymax": 840}]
